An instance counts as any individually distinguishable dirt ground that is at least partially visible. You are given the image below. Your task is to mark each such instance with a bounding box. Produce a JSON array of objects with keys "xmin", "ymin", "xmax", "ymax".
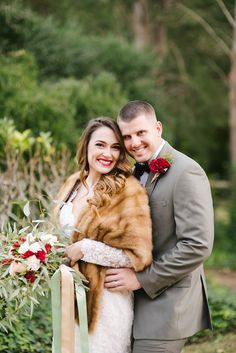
[
  {"xmin": 183, "ymin": 332, "xmax": 236, "ymax": 353},
  {"xmin": 206, "ymin": 268, "xmax": 236, "ymax": 292}
]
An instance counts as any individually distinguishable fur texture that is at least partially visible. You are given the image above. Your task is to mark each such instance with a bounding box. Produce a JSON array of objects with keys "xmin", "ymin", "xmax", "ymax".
[{"xmin": 55, "ymin": 172, "xmax": 152, "ymax": 332}]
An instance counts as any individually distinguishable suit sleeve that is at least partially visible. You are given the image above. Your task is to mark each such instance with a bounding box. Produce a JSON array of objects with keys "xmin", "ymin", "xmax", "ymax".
[{"xmin": 136, "ymin": 163, "xmax": 214, "ymax": 299}]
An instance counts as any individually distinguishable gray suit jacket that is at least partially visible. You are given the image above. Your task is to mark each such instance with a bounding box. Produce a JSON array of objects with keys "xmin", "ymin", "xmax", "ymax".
[{"xmin": 134, "ymin": 142, "xmax": 214, "ymax": 340}]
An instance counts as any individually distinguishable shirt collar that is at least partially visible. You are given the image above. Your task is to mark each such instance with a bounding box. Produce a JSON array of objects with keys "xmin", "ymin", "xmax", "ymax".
[{"xmin": 149, "ymin": 139, "xmax": 166, "ymax": 162}]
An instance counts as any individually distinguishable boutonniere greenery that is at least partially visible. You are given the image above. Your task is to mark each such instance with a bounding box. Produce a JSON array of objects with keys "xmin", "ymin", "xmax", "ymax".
[{"xmin": 149, "ymin": 155, "xmax": 172, "ymax": 183}]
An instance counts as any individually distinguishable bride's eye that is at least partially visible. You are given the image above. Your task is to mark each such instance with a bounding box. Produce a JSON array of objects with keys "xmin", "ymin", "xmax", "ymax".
[
  {"xmin": 95, "ymin": 143, "xmax": 103, "ymax": 147},
  {"xmin": 112, "ymin": 145, "xmax": 120, "ymax": 150}
]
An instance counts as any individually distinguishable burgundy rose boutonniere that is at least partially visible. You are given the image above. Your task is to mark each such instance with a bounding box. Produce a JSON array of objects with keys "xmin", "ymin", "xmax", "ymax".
[{"xmin": 149, "ymin": 156, "xmax": 172, "ymax": 183}]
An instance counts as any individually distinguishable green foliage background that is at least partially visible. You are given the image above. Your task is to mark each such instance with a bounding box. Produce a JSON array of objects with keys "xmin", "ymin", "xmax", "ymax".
[
  {"xmin": 0, "ymin": 0, "xmax": 236, "ymax": 351},
  {"xmin": 0, "ymin": 0, "xmax": 231, "ymax": 176}
]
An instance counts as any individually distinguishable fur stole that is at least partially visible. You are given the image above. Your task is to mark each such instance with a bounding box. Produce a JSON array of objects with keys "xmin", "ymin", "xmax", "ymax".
[{"xmin": 55, "ymin": 172, "xmax": 153, "ymax": 333}]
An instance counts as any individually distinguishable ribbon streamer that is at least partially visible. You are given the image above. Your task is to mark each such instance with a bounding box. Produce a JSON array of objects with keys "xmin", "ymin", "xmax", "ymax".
[{"xmin": 51, "ymin": 264, "xmax": 89, "ymax": 353}]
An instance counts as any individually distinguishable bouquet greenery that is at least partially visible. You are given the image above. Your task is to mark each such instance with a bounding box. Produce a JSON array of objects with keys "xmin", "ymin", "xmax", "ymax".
[{"xmin": 0, "ymin": 203, "xmax": 67, "ymax": 332}]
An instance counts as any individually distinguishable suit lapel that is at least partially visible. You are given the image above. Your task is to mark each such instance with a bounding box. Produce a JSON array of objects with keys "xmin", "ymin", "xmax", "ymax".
[{"xmin": 145, "ymin": 142, "xmax": 173, "ymax": 197}]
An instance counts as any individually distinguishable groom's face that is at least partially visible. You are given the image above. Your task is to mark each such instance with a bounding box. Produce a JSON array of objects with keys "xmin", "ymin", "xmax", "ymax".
[{"xmin": 118, "ymin": 114, "xmax": 162, "ymax": 163}]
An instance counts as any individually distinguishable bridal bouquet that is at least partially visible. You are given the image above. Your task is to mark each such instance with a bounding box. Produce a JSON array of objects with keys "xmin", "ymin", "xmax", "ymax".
[{"xmin": 0, "ymin": 204, "xmax": 67, "ymax": 331}]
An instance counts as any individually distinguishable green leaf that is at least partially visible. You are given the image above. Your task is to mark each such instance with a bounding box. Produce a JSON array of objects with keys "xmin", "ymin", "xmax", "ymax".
[{"xmin": 23, "ymin": 202, "xmax": 30, "ymax": 218}]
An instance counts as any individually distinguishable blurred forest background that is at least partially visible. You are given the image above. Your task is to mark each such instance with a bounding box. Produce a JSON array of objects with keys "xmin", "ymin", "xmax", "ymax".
[{"xmin": 0, "ymin": 0, "xmax": 236, "ymax": 352}]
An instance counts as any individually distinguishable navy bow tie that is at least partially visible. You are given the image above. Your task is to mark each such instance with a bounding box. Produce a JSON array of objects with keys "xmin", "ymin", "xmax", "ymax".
[{"xmin": 134, "ymin": 162, "xmax": 150, "ymax": 179}]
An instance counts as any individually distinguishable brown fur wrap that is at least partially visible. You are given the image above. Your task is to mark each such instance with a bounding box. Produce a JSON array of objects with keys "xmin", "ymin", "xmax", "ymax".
[{"xmin": 54, "ymin": 172, "xmax": 153, "ymax": 332}]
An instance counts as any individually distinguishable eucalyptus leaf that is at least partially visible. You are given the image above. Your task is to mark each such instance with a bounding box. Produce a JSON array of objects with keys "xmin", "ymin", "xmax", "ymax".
[
  {"xmin": 19, "ymin": 226, "xmax": 30, "ymax": 234},
  {"xmin": 23, "ymin": 202, "xmax": 31, "ymax": 217},
  {"xmin": 29, "ymin": 296, "xmax": 39, "ymax": 305}
]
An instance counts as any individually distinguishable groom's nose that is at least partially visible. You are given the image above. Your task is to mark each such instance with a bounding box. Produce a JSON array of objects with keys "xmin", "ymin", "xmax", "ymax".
[{"xmin": 130, "ymin": 136, "xmax": 141, "ymax": 148}]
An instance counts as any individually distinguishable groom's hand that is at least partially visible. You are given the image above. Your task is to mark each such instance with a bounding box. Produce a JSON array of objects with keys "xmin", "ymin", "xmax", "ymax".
[{"xmin": 104, "ymin": 268, "xmax": 141, "ymax": 291}]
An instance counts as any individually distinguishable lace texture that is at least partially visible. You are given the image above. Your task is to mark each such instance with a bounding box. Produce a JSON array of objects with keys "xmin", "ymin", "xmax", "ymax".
[
  {"xmin": 75, "ymin": 289, "xmax": 133, "ymax": 353},
  {"xmin": 80, "ymin": 239, "xmax": 132, "ymax": 268}
]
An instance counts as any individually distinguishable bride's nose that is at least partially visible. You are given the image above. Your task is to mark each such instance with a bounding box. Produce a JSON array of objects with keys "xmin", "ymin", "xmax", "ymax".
[{"xmin": 102, "ymin": 147, "xmax": 113, "ymax": 157}]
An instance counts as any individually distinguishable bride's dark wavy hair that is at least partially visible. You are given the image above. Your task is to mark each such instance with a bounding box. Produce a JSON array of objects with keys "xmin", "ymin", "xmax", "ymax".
[{"xmin": 76, "ymin": 117, "xmax": 132, "ymax": 210}]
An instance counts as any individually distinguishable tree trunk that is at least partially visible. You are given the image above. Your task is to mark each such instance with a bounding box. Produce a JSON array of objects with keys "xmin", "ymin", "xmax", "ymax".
[
  {"xmin": 153, "ymin": 0, "xmax": 174, "ymax": 56},
  {"xmin": 229, "ymin": 2, "xmax": 236, "ymax": 165},
  {"xmin": 132, "ymin": 0, "xmax": 150, "ymax": 49}
]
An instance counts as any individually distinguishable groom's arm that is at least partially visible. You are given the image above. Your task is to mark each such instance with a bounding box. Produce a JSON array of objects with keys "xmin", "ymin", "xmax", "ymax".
[{"xmin": 136, "ymin": 163, "xmax": 214, "ymax": 298}]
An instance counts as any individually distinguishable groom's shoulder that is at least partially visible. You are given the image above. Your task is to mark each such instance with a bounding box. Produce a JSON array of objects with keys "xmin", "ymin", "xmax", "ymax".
[{"xmin": 169, "ymin": 145, "xmax": 206, "ymax": 175}]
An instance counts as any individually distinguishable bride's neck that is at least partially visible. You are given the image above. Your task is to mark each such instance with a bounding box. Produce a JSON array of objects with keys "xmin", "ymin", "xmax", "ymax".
[{"xmin": 86, "ymin": 173, "xmax": 100, "ymax": 190}]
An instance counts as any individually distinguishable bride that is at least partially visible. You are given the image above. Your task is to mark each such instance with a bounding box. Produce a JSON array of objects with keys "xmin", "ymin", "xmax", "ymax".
[{"xmin": 54, "ymin": 117, "xmax": 152, "ymax": 353}]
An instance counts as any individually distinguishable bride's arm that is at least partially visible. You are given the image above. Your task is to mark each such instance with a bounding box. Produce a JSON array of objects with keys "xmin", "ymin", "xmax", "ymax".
[
  {"xmin": 80, "ymin": 239, "xmax": 132, "ymax": 267},
  {"xmin": 66, "ymin": 239, "xmax": 132, "ymax": 268}
]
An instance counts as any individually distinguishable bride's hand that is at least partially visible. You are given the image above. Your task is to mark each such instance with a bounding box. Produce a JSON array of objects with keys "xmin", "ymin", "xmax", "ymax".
[{"xmin": 65, "ymin": 241, "xmax": 84, "ymax": 267}]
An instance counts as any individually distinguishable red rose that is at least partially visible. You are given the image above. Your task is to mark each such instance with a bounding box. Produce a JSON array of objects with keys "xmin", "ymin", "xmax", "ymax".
[
  {"xmin": 149, "ymin": 158, "xmax": 171, "ymax": 174},
  {"xmin": 45, "ymin": 244, "xmax": 51, "ymax": 253},
  {"xmin": 13, "ymin": 241, "xmax": 20, "ymax": 248},
  {"xmin": 22, "ymin": 250, "xmax": 34, "ymax": 258},
  {"xmin": 25, "ymin": 271, "xmax": 35, "ymax": 283},
  {"xmin": 36, "ymin": 250, "xmax": 46, "ymax": 262}
]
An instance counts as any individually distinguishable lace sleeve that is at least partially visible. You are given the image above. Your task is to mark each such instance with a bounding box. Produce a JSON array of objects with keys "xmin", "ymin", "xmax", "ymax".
[{"xmin": 80, "ymin": 239, "xmax": 132, "ymax": 268}]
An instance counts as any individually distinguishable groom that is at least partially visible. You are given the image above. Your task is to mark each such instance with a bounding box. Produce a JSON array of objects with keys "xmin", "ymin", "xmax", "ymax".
[{"xmin": 105, "ymin": 100, "xmax": 214, "ymax": 353}]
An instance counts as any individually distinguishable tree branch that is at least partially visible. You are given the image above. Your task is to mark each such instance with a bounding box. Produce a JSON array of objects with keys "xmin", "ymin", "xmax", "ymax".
[
  {"xmin": 177, "ymin": 3, "xmax": 231, "ymax": 57},
  {"xmin": 216, "ymin": 0, "xmax": 236, "ymax": 28}
]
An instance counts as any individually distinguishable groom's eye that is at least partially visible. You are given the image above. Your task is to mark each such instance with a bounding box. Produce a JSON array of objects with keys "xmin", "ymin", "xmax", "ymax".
[{"xmin": 138, "ymin": 130, "xmax": 145, "ymax": 136}]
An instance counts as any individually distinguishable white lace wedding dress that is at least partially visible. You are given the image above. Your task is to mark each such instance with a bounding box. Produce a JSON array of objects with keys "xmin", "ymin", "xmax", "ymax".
[{"xmin": 59, "ymin": 201, "xmax": 134, "ymax": 353}]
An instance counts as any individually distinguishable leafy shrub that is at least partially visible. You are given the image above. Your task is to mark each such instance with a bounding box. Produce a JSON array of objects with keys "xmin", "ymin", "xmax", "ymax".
[
  {"xmin": 0, "ymin": 2, "xmax": 157, "ymax": 95},
  {"xmin": 209, "ymin": 278, "xmax": 236, "ymax": 333},
  {"xmin": 188, "ymin": 276, "xmax": 236, "ymax": 343},
  {"xmin": 0, "ymin": 296, "xmax": 52, "ymax": 353},
  {"xmin": 0, "ymin": 50, "xmax": 130, "ymax": 146},
  {"xmin": 75, "ymin": 71, "xmax": 128, "ymax": 128},
  {"xmin": 0, "ymin": 51, "xmax": 80, "ymax": 147},
  {"xmin": 206, "ymin": 184, "xmax": 236, "ymax": 270}
]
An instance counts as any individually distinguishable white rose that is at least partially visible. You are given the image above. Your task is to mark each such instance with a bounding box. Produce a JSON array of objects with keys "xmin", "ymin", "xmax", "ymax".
[
  {"xmin": 40, "ymin": 233, "xmax": 58, "ymax": 245},
  {"xmin": 29, "ymin": 242, "xmax": 42, "ymax": 253},
  {"xmin": 26, "ymin": 255, "xmax": 41, "ymax": 271},
  {"xmin": 18, "ymin": 241, "xmax": 30, "ymax": 254}
]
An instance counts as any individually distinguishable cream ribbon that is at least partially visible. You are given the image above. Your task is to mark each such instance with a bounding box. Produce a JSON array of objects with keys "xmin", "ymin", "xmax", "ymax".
[{"xmin": 51, "ymin": 264, "xmax": 89, "ymax": 353}]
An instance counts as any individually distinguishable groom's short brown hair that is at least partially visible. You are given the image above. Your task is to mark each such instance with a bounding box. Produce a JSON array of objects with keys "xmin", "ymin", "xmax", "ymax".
[{"xmin": 117, "ymin": 100, "xmax": 157, "ymax": 122}]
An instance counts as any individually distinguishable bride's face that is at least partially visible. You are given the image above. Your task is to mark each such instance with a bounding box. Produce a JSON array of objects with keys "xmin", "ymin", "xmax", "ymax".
[{"xmin": 87, "ymin": 126, "xmax": 121, "ymax": 177}]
